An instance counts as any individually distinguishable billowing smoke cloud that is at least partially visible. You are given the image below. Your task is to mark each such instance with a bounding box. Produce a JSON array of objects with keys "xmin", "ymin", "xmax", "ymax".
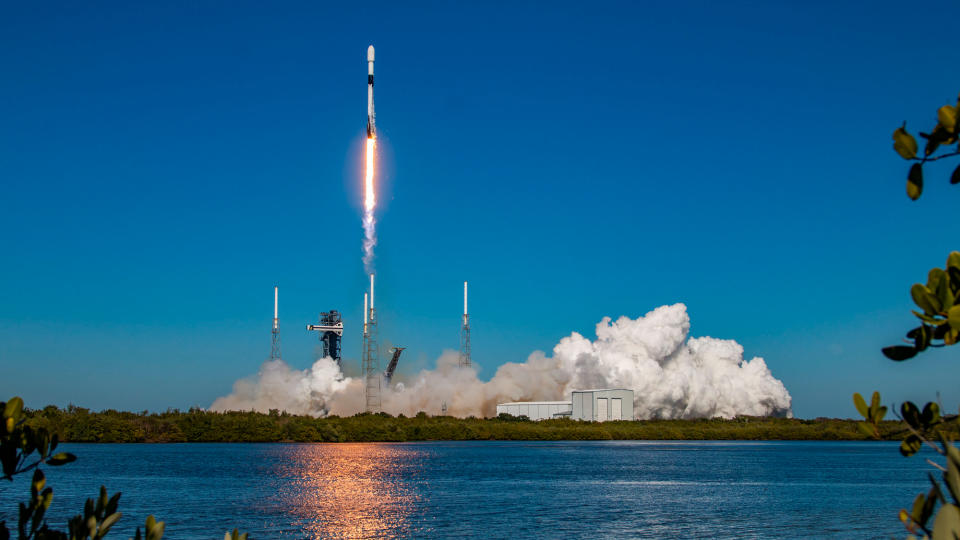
[{"xmin": 210, "ymin": 304, "xmax": 792, "ymax": 419}]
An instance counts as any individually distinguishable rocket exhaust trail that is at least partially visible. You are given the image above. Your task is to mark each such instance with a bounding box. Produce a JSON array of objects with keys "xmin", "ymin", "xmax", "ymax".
[{"xmin": 362, "ymin": 45, "xmax": 377, "ymax": 273}]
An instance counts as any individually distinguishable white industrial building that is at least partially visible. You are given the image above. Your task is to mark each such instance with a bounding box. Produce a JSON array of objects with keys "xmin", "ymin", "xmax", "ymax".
[
  {"xmin": 496, "ymin": 401, "xmax": 572, "ymax": 421},
  {"xmin": 571, "ymin": 389, "xmax": 634, "ymax": 421},
  {"xmin": 495, "ymin": 389, "xmax": 634, "ymax": 422}
]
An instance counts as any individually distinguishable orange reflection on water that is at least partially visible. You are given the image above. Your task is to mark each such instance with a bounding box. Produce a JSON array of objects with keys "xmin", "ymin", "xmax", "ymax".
[{"xmin": 275, "ymin": 443, "xmax": 426, "ymax": 539}]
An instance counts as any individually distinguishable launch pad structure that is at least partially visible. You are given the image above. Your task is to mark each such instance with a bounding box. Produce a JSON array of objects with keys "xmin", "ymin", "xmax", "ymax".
[
  {"xmin": 362, "ymin": 274, "xmax": 381, "ymax": 412},
  {"xmin": 307, "ymin": 311, "xmax": 344, "ymax": 366},
  {"xmin": 384, "ymin": 347, "xmax": 404, "ymax": 384}
]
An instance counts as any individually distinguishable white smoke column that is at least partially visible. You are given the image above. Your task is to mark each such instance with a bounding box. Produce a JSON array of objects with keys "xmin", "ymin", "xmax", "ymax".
[
  {"xmin": 209, "ymin": 357, "xmax": 360, "ymax": 417},
  {"xmin": 211, "ymin": 304, "xmax": 792, "ymax": 419},
  {"xmin": 362, "ymin": 137, "xmax": 377, "ymax": 273}
]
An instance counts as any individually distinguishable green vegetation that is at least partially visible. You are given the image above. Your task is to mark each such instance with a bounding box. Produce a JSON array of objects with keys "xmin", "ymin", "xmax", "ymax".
[
  {"xmin": 850, "ymin": 93, "xmax": 960, "ymax": 539},
  {"xmin": 2, "ymin": 397, "xmax": 248, "ymax": 540},
  {"xmin": 18, "ymin": 404, "xmax": 927, "ymax": 443}
]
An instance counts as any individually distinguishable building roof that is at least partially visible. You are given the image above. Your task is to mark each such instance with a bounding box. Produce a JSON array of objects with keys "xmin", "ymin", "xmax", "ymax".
[{"xmin": 496, "ymin": 401, "xmax": 572, "ymax": 406}]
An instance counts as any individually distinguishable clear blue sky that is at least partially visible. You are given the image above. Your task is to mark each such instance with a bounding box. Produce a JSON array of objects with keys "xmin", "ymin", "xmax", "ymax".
[{"xmin": 2, "ymin": 1, "xmax": 958, "ymax": 418}]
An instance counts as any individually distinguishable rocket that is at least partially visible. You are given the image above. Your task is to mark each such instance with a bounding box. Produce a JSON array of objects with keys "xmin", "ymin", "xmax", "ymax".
[{"xmin": 366, "ymin": 45, "xmax": 376, "ymax": 138}]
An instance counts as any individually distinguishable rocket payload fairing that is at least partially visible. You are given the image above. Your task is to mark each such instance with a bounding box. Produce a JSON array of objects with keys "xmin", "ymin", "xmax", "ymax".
[{"xmin": 366, "ymin": 45, "xmax": 376, "ymax": 138}]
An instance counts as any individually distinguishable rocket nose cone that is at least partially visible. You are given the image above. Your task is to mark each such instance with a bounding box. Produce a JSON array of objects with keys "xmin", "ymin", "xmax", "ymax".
[{"xmin": 367, "ymin": 45, "xmax": 375, "ymax": 62}]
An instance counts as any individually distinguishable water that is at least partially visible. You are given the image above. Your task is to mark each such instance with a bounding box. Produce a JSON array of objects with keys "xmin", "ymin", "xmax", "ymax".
[{"xmin": 0, "ymin": 441, "xmax": 934, "ymax": 538}]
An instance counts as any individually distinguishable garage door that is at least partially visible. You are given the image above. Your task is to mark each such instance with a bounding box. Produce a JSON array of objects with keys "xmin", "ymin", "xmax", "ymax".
[
  {"xmin": 597, "ymin": 398, "xmax": 607, "ymax": 421},
  {"xmin": 611, "ymin": 398, "xmax": 622, "ymax": 420}
]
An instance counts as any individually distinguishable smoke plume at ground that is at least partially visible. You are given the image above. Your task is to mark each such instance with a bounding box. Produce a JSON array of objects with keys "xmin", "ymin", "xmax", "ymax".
[{"xmin": 210, "ymin": 304, "xmax": 792, "ymax": 419}]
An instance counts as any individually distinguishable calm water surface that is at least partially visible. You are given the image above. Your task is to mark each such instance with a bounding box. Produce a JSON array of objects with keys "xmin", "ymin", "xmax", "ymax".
[{"xmin": 0, "ymin": 441, "xmax": 932, "ymax": 538}]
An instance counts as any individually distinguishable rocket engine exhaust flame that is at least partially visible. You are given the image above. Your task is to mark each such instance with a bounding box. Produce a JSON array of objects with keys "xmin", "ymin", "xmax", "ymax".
[{"xmin": 362, "ymin": 136, "xmax": 377, "ymax": 273}]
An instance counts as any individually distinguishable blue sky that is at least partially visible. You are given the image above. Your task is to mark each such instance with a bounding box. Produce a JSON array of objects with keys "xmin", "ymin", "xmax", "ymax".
[{"xmin": 2, "ymin": 1, "xmax": 959, "ymax": 418}]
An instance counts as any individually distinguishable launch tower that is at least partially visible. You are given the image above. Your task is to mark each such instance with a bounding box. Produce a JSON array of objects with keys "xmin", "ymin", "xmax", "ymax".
[{"xmin": 306, "ymin": 311, "xmax": 344, "ymax": 366}]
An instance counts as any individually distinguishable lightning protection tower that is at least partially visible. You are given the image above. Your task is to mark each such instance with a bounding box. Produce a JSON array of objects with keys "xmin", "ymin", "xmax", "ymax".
[
  {"xmin": 270, "ymin": 286, "xmax": 282, "ymax": 361},
  {"xmin": 459, "ymin": 281, "xmax": 471, "ymax": 368},
  {"xmin": 362, "ymin": 273, "xmax": 381, "ymax": 412}
]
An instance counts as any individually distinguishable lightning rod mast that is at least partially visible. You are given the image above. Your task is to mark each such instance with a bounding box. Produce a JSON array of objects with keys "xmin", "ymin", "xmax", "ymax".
[{"xmin": 459, "ymin": 281, "xmax": 471, "ymax": 368}]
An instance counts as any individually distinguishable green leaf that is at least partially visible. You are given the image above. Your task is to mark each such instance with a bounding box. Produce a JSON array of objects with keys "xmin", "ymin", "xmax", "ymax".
[
  {"xmin": 858, "ymin": 421, "xmax": 877, "ymax": 437},
  {"xmin": 882, "ymin": 345, "xmax": 918, "ymax": 361},
  {"xmin": 901, "ymin": 434, "xmax": 923, "ymax": 457},
  {"xmin": 930, "ymin": 268, "xmax": 954, "ymax": 311},
  {"xmin": 145, "ymin": 516, "xmax": 164, "ymax": 540},
  {"xmin": 894, "ymin": 126, "xmax": 919, "ymax": 159},
  {"xmin": 922, "ymin": 402, "xmax": 942, "ymax": 426},
  {"xmin": 3, "ymin": 397, "xmax": 24, "ymax": 420},
  {"xmin": 909, "ymin": 325, "xmax": 932, "ymax": 351},
  {"xmin": 946, "ymin": 326, "xmax": 960, "ymax": 345},
  {"xmin": 853, "ymin": 393, "xmax": 869, "ymax": 418},
  {"xmin": 940, "ymin": 105, "xmax": 958, "ymax": 132},
  {"xmin": 933, "ymin": 503, "xmax": 960, "ymax": 539},
  {"xmin": 32, "ymin": 469, "xmax": 45, "ymax": 496},
  {"xmin": 948, "ymin": 252, "xmax": 960, "ymax": 271},
  {"xmin": 912, "ymin": 493, "xmax": 926, "ymax": 523},
  {"xmin": 105, "ymin": 492, "xmax": 121, "ymax": 516},
  {"xmin": 924, "ymin": 482, "xmax": 942, "ymax": 526},
  {"xmin": 948, "ymin": 306, "xmax": 960, "ymax": 331},
  {"xmin": 868, "ymin": 391, "xmax": 881, "ymax": 420},
  {"xmin": 912, "ymin": 310, "xmax": 947, "ymax": 325},
  {"xmin": 98, "ymin": 512, "xmax": 121, "ymax": 538},
  {"xmin": 946, "ymin": 458, "xmax": 960, "ymax": 504},
  {"xmin": 912, "ymin": 283, "xmax": 941, "ymax": 315},
  {"xmin": 97, "ymin": 486, "xmax": 108, "ymax": 517},
  {"xmin": 902, "ymin": 401, "xmax": 921, "ymax": 428},
  {"xmin": 908, "ymin": 163, "xmax": 924, "ymax": 200}
]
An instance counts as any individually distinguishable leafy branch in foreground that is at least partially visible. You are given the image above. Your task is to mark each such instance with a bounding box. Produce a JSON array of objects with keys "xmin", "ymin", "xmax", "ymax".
[
  {"xmin": 0, "ymin": 397, "xmax": 247, "ymax": 540},
  {"xmin": 891, "ymin": 94, "xmax": 960, "ymax": 200},
  {"xmin": 852, "ymin": 88, "xmax": 960, "ymax": 540},
  {"xmin": 882, "ymin": 252, "xmax": 960, "ymax": 362},
  {"xmin": 855, "ymin": 391, "xmax": 960, "ymax": 538}
]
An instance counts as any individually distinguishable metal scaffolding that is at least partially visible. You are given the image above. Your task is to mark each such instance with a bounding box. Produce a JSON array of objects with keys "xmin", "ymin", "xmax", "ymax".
[
  {"xmin": 362, "ymin": 274, "xmax": 381, "ymax": 412},
  {"xmin": 384, "ymin": 347, "xmax": 404, "ymax": 384},
  {"xmin": 306, "ymin": 310, "xmax": 344, "ymax": 366}
]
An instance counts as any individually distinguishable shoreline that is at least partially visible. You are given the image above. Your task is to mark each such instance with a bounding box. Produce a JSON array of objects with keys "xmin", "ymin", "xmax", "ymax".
[{"xmin": 26, "ymin": 406, "xmax": 917, "ymax": 443}]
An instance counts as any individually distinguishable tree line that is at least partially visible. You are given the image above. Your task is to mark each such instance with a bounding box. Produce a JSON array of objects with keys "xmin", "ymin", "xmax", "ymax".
[{"xmin": 22, "ymin": 404, "xmax": 922, "ymax": 443}]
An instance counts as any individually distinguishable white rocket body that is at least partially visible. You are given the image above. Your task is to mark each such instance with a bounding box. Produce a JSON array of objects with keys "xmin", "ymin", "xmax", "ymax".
[{"xmin": 366, "ymin": 45, "xmax": 376, "ymax": 138}]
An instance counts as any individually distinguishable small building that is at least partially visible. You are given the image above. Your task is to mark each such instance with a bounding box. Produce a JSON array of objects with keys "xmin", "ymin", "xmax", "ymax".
[
  {"xmin": 571, "ymin": 389, "xmax": 634, "ymax": 421},
  {"xmin": 496, "ymin": 401, "xmax": 572, "ymax": 421}
]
